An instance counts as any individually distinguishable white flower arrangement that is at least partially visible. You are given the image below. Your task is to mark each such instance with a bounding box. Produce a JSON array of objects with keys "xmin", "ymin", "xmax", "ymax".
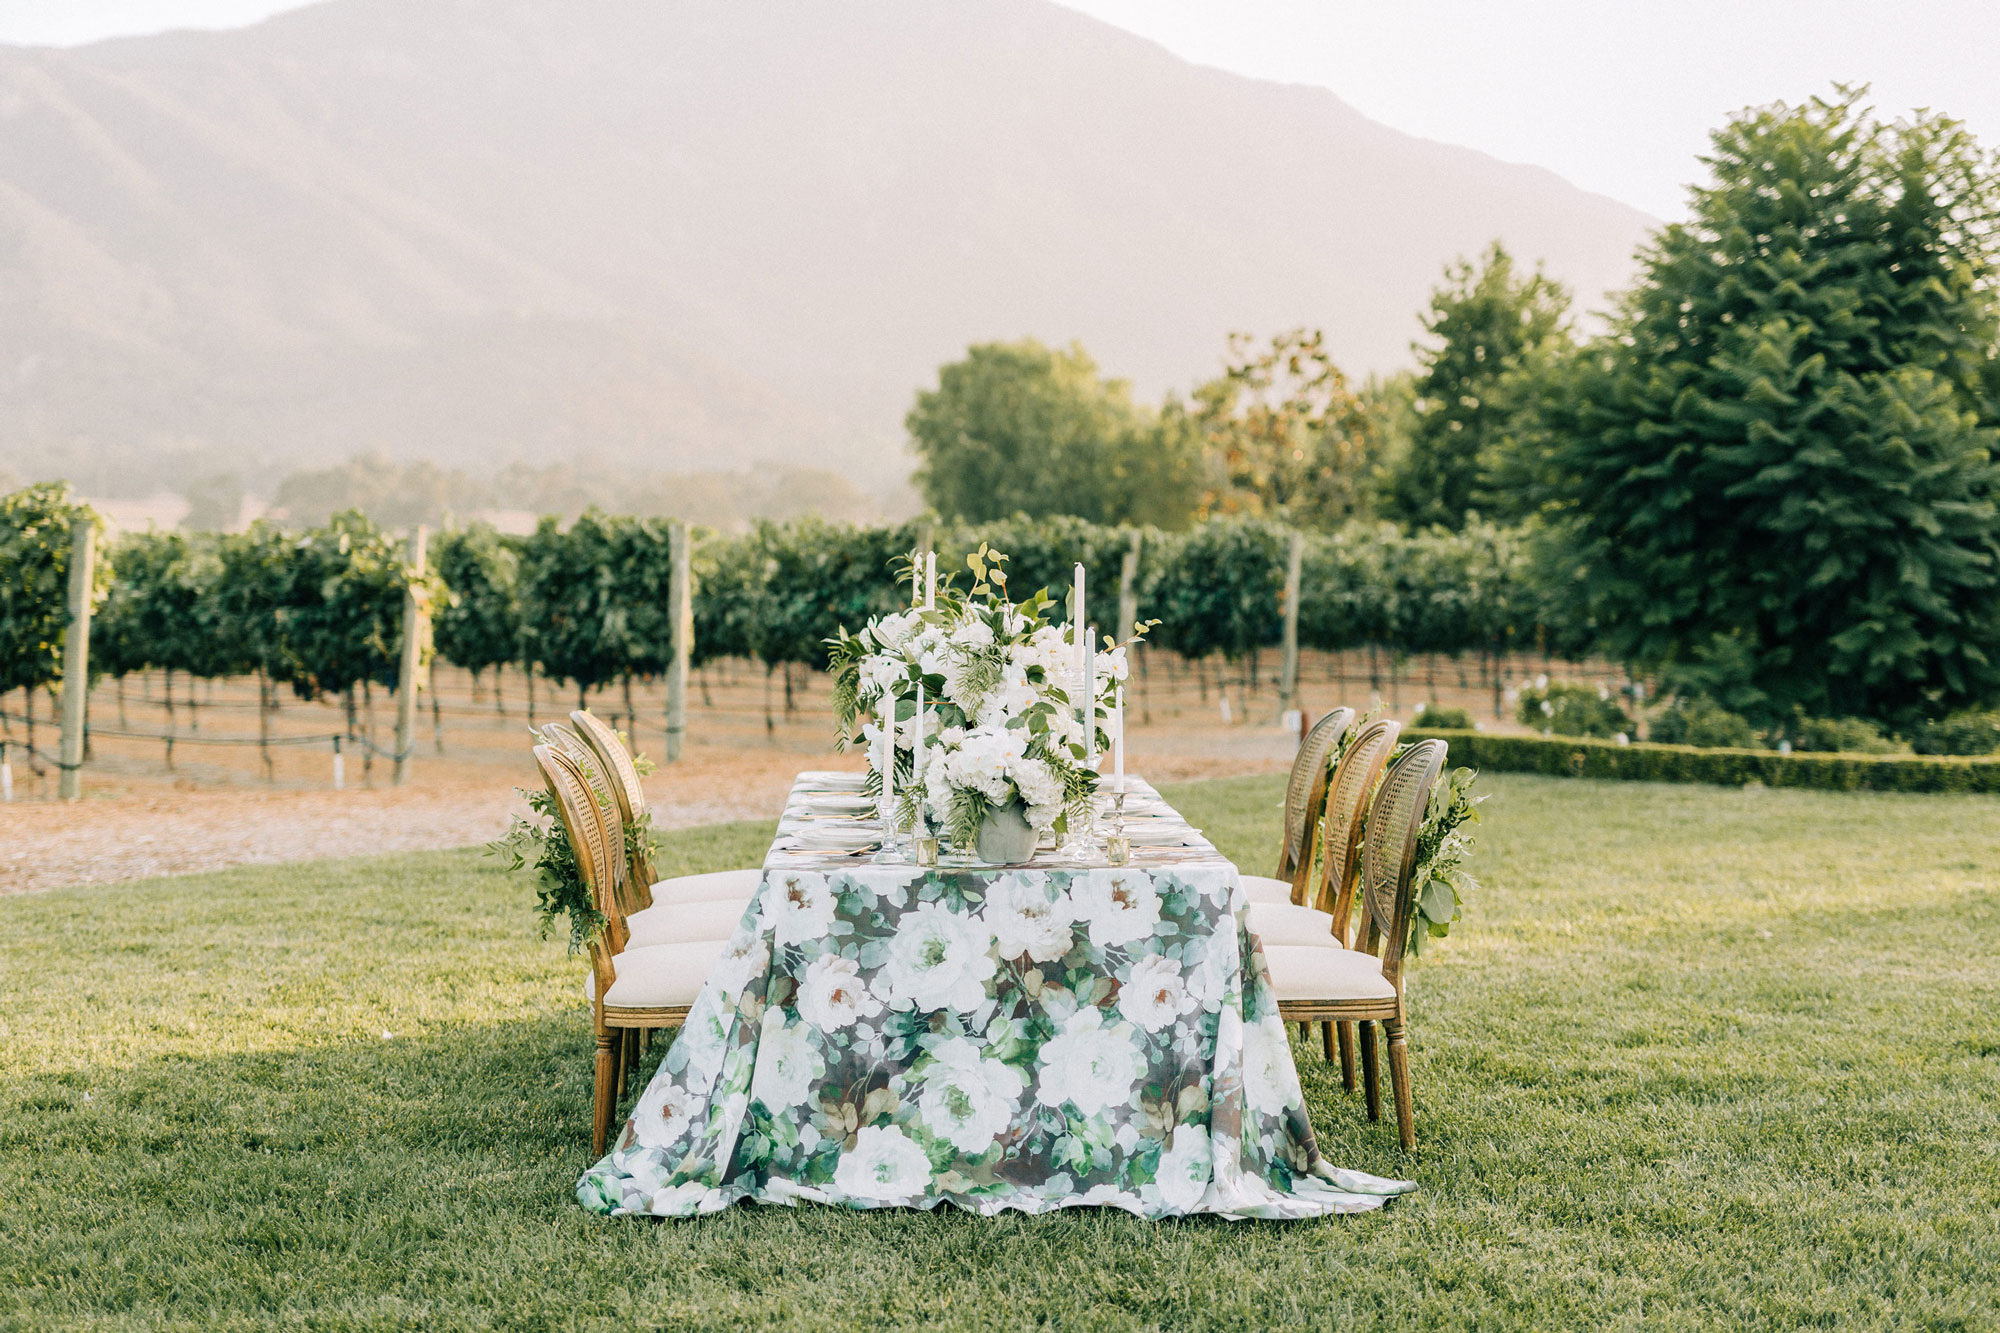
[{"xmin": 827, "ymin": 546, "xmax": 1143, "ymax": 850}]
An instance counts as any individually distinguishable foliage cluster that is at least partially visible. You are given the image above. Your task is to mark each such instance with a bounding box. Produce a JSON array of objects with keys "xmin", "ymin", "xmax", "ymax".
[
  {"xmin": 1515, "ymin": 682, "xmax": 1632, "ymax": 739},
  {"xmin": 0, "ymin": 482, "xmax": 105, "ymax": 697},
  {"xmin": 1404, "ymin": 728, "xmax": 2000, "ymax": 794},
  {"xmin": 1504, "ymin": 92, "xmax": 2000, "ymax": 727}
]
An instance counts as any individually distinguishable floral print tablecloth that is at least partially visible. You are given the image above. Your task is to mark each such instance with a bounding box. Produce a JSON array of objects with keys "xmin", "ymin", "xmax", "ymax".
[{"xmin": 575, "ymin": 775, "xmax": 1415, "ymax": 1220}]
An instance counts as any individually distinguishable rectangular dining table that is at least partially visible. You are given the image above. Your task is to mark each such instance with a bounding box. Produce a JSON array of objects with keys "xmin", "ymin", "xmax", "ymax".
[{"xmin": 575, "ymin": 771, "xmax": 1415, "ymax": 1220}]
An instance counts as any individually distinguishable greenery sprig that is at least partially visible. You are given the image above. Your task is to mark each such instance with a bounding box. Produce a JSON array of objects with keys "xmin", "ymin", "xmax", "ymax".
[
  {"xmin": 1404, "ymin": 765, "xmax": 1483, "ymax": 957},
  {"xmin": 489, "ymin": 785, "xmax": 605, "ymax": 955}
]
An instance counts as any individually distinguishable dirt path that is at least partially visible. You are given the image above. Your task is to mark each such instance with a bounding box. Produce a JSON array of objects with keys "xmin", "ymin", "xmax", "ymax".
[{"xmin": 1, "ymin": 739, "xmax": 1286, "ymax": 895}]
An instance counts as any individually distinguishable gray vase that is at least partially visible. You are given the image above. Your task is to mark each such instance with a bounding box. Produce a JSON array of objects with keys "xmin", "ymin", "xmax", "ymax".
[{"xmin": 975, "ymin": 800, "xmax": 1038, "ymax": 864}]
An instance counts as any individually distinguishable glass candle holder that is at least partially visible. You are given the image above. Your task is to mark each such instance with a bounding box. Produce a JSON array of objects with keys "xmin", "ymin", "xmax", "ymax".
[{"xmin": 914, "ymin": 836, "xmax": 939, "ymax": 867}]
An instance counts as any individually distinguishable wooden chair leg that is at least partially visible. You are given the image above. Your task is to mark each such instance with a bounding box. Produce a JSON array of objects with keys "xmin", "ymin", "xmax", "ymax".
[
  {"xmin": 1321, "ymin": 1020, "xmax": 1337, "ymax": 1063},
  {"xmin": 1383, "ymin": 1015, "xmax": 1416, "ymax": 1149},
  {"xmin": 624, "ymin": 1029, "xmax": 642, "ymax": 1092},
  {"xmin": 592, "ymin": 1031, "xmax": 618, "ymax": 1156},
  {"xmin": 1357, "ymin": 1020, "xmax": 1381, "ymax": 1122},
  {"xmin": 1337, "ymin": 1021, "xmax": 1357, "ymax": 1091},
  {"xmin": 1297, "ymin": 1021, "xmax": 1312, "ymax": 1048}
]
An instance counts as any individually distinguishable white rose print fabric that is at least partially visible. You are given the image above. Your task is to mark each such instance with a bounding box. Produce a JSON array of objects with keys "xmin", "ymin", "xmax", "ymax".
[{"xmin": 575, "ymin": 781, "xmax": 1416, "ymax": 1220}]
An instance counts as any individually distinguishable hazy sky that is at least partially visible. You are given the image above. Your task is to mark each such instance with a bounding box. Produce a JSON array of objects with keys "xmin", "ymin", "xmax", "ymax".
[{"xmin": 6, "ymin": 0, "xmax": 1996, "ymax": 219}]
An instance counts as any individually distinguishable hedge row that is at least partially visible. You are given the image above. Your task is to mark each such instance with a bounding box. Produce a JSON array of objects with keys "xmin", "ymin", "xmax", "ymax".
[{"xmin": 1405, "ymin": 729, "xmax": 2000, "ymax": 795}]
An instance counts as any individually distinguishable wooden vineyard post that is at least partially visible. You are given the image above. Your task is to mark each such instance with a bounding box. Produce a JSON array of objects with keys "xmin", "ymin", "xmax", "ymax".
[
  {"xmin": 1278, "ymin": 529, "xmax": 1303, "ymax": 721},
  {"xmin": 666, "ymin": 520, "xmax": 691, "ymax": 762},
  {"xmin": 393, "ymin": 525, "xmax": 429, "ymax": 787},
  {"xmin": 57, "ymin": 516, "xmax": 96, "ymax": 801},
  {"xmin": 1117, "ymin": 529, "xmax": 1141, "ymax": 642}
]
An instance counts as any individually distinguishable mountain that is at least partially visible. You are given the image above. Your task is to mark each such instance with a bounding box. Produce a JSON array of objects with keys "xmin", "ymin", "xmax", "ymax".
[{"xmin": 0, "ymin": 0, "xmax": 1655, "ymax": 498}]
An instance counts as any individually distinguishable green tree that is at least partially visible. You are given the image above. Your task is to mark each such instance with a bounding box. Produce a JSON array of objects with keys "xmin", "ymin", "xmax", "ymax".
[
  {"xmin": 280, "ymin": 513, "xmax": 414, "ymax": 702},
  {"xmin": 432, "ymin": 524, "xmax": 523, "ymax": 693},
  {"xmin": 1521, "ymin": 92, "xmax": 2000, "ymax": 724},
  {"xmin": 0, "ymin": 482, "xmax": 105, "ymax": 698},
  {"xmin": 908, "ymin": 339, "xmax": 1198, "ymax": 527},
  {"xmin": 93, "ymin": 531, "xmax": 195, "ymax": 682},
  {"xmin": 1189, "ymin": 329, "xmax": 1379, "ymax": 527},
  {"xmin": 517, "ymin": 512, "xmax": 673, "ymax": 708},
  {"xmin": 1385, "ymin": 243, "xmax": 1571, "ymax": 528},
  {"xmin": 1141, "ymin": 518, "xmax": 1287, "ymax": 661}
]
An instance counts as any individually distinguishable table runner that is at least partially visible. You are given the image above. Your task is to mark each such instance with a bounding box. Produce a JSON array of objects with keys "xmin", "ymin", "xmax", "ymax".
[{"xmin": 575, "ymin": 773, "xmax": 1416, "ymax": 1219}]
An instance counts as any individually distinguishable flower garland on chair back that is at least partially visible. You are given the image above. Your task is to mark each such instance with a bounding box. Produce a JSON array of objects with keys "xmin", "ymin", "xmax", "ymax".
[{"xmin": 828, "ymin": 546, "xmax": 1134, "ymax": 863}]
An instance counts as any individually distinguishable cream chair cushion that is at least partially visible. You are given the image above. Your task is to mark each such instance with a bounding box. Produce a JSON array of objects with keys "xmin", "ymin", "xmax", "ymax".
[
  {"xmin": 1240, "ymin": 874, "xmax": 1297, "ymax": 905},
  {"xmin": 1246, "ymin": 901, "xmax": 1339, "ymax": 946},
  {"xmin": 1264, "ymin": 945, "xmax": 1396, "ymax": 1002},
  {"xmin": 587, "ymin": 938, "xmax": 728, "ymax": 1009},
  {"xmin": 647, "ymin": 867, "xmax": 762, "ymax": 905},
  {"xmin": 626, "ymin": 897, "xmax": 756, "ymax": 948}
]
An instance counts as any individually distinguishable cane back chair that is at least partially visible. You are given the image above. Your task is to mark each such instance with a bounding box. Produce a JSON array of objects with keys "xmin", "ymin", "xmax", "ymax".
[
  {"xmin": 534, "ymin": 744, "xmax": 724, "ymax": 1154},
  {"xmin": 1242, "ymin": 707, "xmax": 1355, "ymax": 906},
  {"xmin": 567, "ymin": 709, "xmax": 761, "ymax": 910},
  {"xmin": 1268, "ymin": 738, "xmax": 1447, "ymax": 1149}
]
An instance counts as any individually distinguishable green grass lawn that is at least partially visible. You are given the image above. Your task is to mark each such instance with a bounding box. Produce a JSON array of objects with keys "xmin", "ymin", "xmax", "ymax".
[{"xmin": 3, "ymin": 775, "xmax": 1998, "ymax": 1331}]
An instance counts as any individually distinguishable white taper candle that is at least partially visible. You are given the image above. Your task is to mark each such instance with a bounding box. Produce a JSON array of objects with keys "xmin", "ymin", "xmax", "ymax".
[{"xmin": 1083, "ymin": 627, "xmax": 1098, "ymax": 770}]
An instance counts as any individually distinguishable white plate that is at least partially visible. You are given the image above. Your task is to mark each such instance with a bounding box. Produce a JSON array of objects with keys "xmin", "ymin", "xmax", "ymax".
[
  {"xmin": 796, "ymin": 771, "xmax": 867, "ymax": 790},
  {"xmin": 1125, "ymin": 825, "xmax": 1197, "ymax": 847},
  {"xmin": 792, "ymin": 788, "xmax": 872, "ymax": 808},
  {"xmin": 791, "ymin": 827, "xmax": 882, "ymax": 851}
]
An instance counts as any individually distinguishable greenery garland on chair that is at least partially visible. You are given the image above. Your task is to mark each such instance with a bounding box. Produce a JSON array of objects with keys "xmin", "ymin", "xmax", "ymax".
[
  {"xmin": 490, "ymin": 728, "xmax": 661, "ymax": 954},
  {"xmin": 1403, "ymin": 764, "xmax": 1483, "ymax": 957}
]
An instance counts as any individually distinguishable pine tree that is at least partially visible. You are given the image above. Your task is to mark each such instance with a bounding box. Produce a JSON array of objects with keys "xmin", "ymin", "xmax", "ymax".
[
  {"xmin": 1527, "ymin": 91, "xmax": 2000, "ymax": 724},
  {"xmin": 1388, "ymin": 243, "xmax": 1569, "ymax": 529}
]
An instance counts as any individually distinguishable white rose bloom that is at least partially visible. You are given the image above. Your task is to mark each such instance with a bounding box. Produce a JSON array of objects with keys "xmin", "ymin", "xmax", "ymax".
[
  {"xmin": 750, "ymin": 1009, "xmax": 825, "ymax": 1111},
  {"xmin": 1073, "ymin": 868, "xmax": 1163, "ymax": 951},
  {"xmin": 1034, "ymin": 1006, "xmax": 1144, "ymax": 1117},
  {"xmin": 675, "ymin": 1007, "xmax": 731, "ymax": 1086},
  {"xmin": 833, "ymin": 1124, "xmax": 933, "ymax": 1202},
  {"xmin": 1187, "ymin": 959, "xmax": 1229, "ymax": 1014},
  {"xmin": 767, "ymin": 870, "xmax": 838, "ymax": 948},
  {"xmin": 706, "ymin": 929, "xmax": 768, "ymax": 1001},
  {"xmin": 916, "ymin": 1035, "xmax": 1027, "ymax": 1155},
  {"xmin": 634, "ymin": 1083, "xmax": 699, "ymax": 1148},
  {"xmin": 1154, "ymin": 1124, "xmax": 1214, "ymax": 1212},
  {"xmin": 649, "ymin": 1180, "xmax": 715, "ymax": 1215},
  {"xmin": 1078, "ymin": 1182, "xmax": 1138, "ymax": 1210},
  {"xmin": 1119, "ymin": 953, "xmax": 1195, "ymax": 1032},
  {"xmin": 983, "ymin": 871, "xmax": 1076, "ymax": 963},
  {"xmin": 862, "ymin": 654, "xmax": 907, "ymax": 701},
  {"xmin": 797, "ymin": 953, "xmax": 884, "ymax": 1032},
  {"xmin": 879, "ymin": 900, "xmax": 997, "ymax": 1012},
  {"xmin": 1241, "ymin": 1015, "xmax": 1298, "ymax": 1118}
]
